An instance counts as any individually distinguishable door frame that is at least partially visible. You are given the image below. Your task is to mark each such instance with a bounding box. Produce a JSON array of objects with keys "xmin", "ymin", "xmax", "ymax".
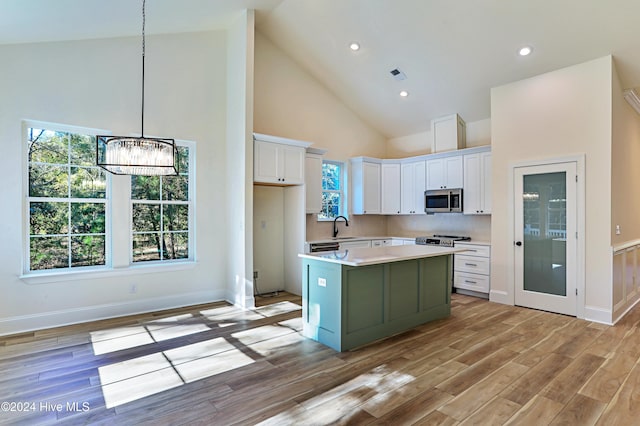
[{"xmin": 508, "ymin": 155, "xmax": 586, "ymax": 318}]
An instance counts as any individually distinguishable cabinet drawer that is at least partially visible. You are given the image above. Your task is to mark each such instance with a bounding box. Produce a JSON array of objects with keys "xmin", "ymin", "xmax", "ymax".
[
  {"xmin": 455, "ymin": 243, "xmax": 490, "ymax": 258},
  {"xmin": 454, "ymin": 272, "xmax": 490, "ymax": 293},
  {"xmin": 455, "ymin": 255, "xmax": 490, "ymax": 275}
]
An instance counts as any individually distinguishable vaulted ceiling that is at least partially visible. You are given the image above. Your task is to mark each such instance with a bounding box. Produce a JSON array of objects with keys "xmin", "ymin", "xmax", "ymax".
[{"xmin": 3, "ymin": 0, "xmax": 640, "ymax": 138}]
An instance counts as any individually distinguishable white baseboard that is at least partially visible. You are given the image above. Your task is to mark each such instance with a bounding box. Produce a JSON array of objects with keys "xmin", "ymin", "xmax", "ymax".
[
  {"xmin": 0, "ymin": 290, "xmax": 224, "ymax": 337},
  {"xmin": 489, "ymin": 289, "xmax": 511, "ymax": 305},
  {"xmin": 584, "ymin": 305, "xmax": 613, "ymax": 325},
  {"xmin": 611, "ymin": 295, "xmax": 640, "ymax": 325}
]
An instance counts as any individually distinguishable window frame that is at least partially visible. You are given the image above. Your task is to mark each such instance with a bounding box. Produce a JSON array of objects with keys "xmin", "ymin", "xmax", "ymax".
[
  {"xmin": 20, "ymin": 121, "xmax": 197, "ymax": 284},
  {"xmin": 23, "ymin": 121, "xmax": 111, "ymax": 275},
  {"xmin": 129, "ymin": 141, "xmax": 195, "ymax": 265},
  {"xmin": 318, "ymin": 159, "xmax": 347, "ymax": 222}
]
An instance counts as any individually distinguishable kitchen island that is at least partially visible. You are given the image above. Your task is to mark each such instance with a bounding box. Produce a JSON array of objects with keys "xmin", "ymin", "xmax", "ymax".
[{"xmin": 298, "ymin": 245, "xmax": 467, "ymax": 351}]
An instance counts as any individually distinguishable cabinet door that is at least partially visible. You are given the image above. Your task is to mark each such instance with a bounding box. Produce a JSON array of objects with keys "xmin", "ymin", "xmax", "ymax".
[
  {"xmin": 481, "ymin": 152, "xmax": 492, "ymax": 214},
  {"xmin": 413, "ymin": 161, "xmax": 426, "ymax": 214},
  {"xmin": 280, "ymin": 145, "xmax": 305, "ymax": 184},
  {"xmin": 464, "ymin": 151, "xmax": 491, "ymax": 214},
  {"xmin": 254, "ymin": 140, "xmax": 280, "ymax": 183},
  {"xmin": 426, "ymin": 159, "xmax": 445, "ymax": 190},
  {"xmin": 427, "ymin": 156, "xmax": 462, "ymax": 190},
  {"xmin": 362, "ymin": 162, "xmax": 381, "ymax": 214},
  {"xmin": 305, "ymin": 154, "xmax": 323, "ymax": 214},
  {"xmin": 463, "ymin": 154, "xmax": 481, "ymax": 214},
  {"xmin": 401, "ymin": 161, "xmax": 425, "ymax": 214},
  {"xmin": 445, "ymin": 156, "xmax": 463, "ymax": 188},
  {"xmin": 381, "ymin": 163, "xmax": 401, "ymax": 214},
  {"xmin": 401, "ymin": 162, "xmax": 415, "ymax": 214}
]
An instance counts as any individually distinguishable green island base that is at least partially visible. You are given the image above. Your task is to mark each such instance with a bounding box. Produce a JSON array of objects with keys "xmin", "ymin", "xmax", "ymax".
[{"xmin": 301, "ymin": 254, "xmax": 452, "ymax": 352}]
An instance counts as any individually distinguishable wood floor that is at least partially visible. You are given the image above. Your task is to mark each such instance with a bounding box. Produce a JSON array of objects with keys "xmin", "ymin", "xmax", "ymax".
[{"xmin": 2, "ymin": 293, "xmax": 640, "ymax": 426}]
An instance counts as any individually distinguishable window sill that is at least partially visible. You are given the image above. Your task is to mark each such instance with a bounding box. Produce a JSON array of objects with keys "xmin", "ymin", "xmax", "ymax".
[{"xmin": 19, "ymin": 261, "xmax": 198, "ymax": 285}]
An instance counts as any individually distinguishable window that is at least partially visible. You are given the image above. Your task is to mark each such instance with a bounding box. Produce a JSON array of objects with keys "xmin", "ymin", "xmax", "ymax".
[
  {"xmin": 319, "ymin": 160, "xmax": 344, "ymax": 220},
  {"xmin": 131, "ymin": 145, "xmax": 192, "ymax": 263},
  {"xmin": 27, "ymin": 127, "xmax": 107, "ymax": 271}
]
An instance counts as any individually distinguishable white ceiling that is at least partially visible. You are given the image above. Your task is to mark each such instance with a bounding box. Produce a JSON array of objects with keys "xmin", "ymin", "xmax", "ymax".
[{"xmin": 3, "ymin": 0, "xmax": 640, "ymax": 139}]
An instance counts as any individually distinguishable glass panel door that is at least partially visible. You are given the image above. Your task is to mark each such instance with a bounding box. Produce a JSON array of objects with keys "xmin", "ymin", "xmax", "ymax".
[
  {"xmin": 514, "ymin": 162, "xmax": 577, "ymax": 316},
  {"xmin": 523, "ymin": 172, "xmax": 567, "ymax": 296}
]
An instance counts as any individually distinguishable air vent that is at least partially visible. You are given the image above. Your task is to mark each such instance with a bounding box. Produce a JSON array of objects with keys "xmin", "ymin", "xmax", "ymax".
[{"xmin": 390, "ymin": 68, "xmax": 407, "ymax": 81}]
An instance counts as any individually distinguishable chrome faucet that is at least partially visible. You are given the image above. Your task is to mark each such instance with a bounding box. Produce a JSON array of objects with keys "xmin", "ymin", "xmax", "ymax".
[{"xmin": 333, "ymin": 215, "xmax": 349, "ymax": 238}]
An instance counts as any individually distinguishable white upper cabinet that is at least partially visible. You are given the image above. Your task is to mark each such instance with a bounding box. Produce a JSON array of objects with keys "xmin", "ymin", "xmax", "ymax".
[
  {"xmin": 426, "ymin": 156, "xmax": 463, "ymax": 190},
  {"xmin": 401, "ymin": 160, "xmax": 426, "ymax": 214},
  {"xmin": 305, "ymin": 152, "xmax": 323, "ymax": 214},
  {"xmin": 431, "ymin": 114, "xmax": 466, "ymax": 153},
  {"xmin": 253, "ymin": 133, "xmax": 311, "ymax": 185},
  {"xmin": 463, "ymin": 150, "xmax": 492, "ymax": 214},
  {"xmin": 381, "ymin": 162, "xmax": 401, "ymax": 214},
  {"xmin": 351, "ymin": 158, "xmax": 381, "ymax": 214}
]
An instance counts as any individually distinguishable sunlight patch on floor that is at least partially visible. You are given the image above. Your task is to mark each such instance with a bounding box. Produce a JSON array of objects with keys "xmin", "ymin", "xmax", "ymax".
[
  {"xmin": 239, "ymin": 331, "xmax": 307, "ymax": 357},
  {"xmin": 148, "ymin": 323, "xmax": 211, "ymax": 342},
  {"xmin": 91, "ymin": 330, "xmax": 155, "ymax": 355},
  {"xmin": 98, "ymin": 336, "xmax": 255, "ymax": 408},
  {"xmin": 102, "ymin": 366, "xmax": 183, "ymax": 409},
  {"xmin": 254, "ymin": 301, "xmax": 302, "ymax": 317},
  {"xmin": 231, "ymin": 324, "xmax": 296, "ymax": 346},
  {"xmin": 91, "ymin": 315, "xmax": 211, "ymax": 355},
  {"xmin": 200, "ymin": 305, "xmax": 264, "ymax": 325},
  {"xmin": 257, "ymin": 363, "xmax": 416, "ymax": 424},
  {"xmin": 173, "ymin": 348, "xmax": 254, "ymax": 383}
]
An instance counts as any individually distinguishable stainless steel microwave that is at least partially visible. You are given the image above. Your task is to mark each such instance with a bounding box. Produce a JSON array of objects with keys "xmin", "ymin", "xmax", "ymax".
[{"xmin": 424, "ymin": 188, "xmax": 463, "ymax": 213}]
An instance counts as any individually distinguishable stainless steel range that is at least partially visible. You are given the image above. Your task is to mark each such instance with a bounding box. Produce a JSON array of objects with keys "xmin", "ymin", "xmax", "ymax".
[{"xmin": 415, "ymin": 234, "xmax": 471, "ymax": 247}]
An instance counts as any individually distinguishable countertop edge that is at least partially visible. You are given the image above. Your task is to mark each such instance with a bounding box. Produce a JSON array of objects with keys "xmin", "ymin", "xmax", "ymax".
[{"xmin": 299, "ymin": 246, "xmax": 468, "ymax": 267}]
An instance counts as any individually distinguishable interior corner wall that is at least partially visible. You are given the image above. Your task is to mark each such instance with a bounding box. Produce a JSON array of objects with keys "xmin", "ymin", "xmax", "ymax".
[
  {"xmin": 226, "ymin": 9, "xmax": 256, "ymax": 309},
  {"xmin": 386, "ymin": 118, "xmax": 492, "ymax": 158},
  {"xmin": 253, "ymin": 30, "xmax": 388, "ymax": 242},
  {"xmin": 490, "ymin": 56, "xmax": 613, "ymax": 318},
  {"xmin": 0, "ymin": 31, "xmax": 228, "ymax": 335},
  {"xmin": 611, "ymin": 61, "xmax": 640, "ymax": 246}
]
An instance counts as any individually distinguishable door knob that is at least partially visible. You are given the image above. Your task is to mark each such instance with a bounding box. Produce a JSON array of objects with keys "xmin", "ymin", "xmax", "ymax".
[{"xmin": 515, "ymin": 241, "xmax": 522, "ymax": 246}]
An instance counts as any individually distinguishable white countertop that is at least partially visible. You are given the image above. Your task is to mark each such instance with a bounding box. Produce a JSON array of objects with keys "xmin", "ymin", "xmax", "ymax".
[
  {"xmin": 307, "ymin": 236, "xmax": 414, "ymax": 244},
  {"xmin": 299, "ymin": 244, "xmax": 468, "ymax": 267}
]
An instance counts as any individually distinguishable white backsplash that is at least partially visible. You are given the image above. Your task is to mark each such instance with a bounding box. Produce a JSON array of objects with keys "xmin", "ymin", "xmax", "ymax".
[
  {"xmin": 387, "ymin": 214, "xmax": 491, "ymax": 241},
  {"xmin": 306, "ymin": 213, "xmax": 490, "ymax": 242},
  {"xmin": 306, "ymin": 214, "xmax": 387, "ymax": 241}
]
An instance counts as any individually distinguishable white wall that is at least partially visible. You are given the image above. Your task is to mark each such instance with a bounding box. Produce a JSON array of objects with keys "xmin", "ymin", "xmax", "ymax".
[
  {"xmin": 490, "ymin": 56, "xmax": 613, "ymax": 320},
  {"xmin": 226, "ymin": 10, "xmax": 256, "ymax": 309},
  {"xmin": 254, "ymin": 31, "xmax": 388, "ymax": 243},
  {"xmin": 0, "ymin": 32, "xmax": 229, "ymax": 335},
  {"xmin": 610, "ymin": 60, "xmax": 640, "ymax": 320},
  {"xmin": 386, "ymin": 118, "xmax": 492, "ymax": 158},
  {"xmin": 611, "ymin": 62, "xmax": 640, "ymax": 246}
]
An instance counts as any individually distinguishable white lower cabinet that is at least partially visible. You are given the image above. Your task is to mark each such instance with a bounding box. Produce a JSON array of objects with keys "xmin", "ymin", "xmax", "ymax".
[{"xmin": 454, "ymin": 243, "xmax": 490, "ymax": 294}]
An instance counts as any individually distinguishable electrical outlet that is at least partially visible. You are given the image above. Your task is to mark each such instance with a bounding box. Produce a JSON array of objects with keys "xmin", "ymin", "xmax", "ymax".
[
  {"xmin": 253, "ymin": 271, "xmax": 259, "ymax": 279},
  {"xmin": 616, "ymin": 225, "xmax": 621, "ymax": 235},
  {"xmin": 129, "ymin": 284, "xmax": 137, "ymax": 294}
]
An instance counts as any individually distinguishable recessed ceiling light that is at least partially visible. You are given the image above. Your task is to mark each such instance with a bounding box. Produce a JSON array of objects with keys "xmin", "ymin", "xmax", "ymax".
[
  {"xmin": 399, "ymin": 90, "xmax": 409, "ymax": 97},
  {"xmin": 519, "ymin": 46, "xmax": 533, "ymax": 56},
  {"xmin": 349, "ymin": 42, "xmax": 360, "ymax": 51}
]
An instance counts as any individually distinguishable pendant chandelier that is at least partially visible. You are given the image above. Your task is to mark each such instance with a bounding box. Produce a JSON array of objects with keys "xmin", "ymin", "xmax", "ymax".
[{"xmin": 96, "ymin": 0, "xmax": 177, "ymax": 176}]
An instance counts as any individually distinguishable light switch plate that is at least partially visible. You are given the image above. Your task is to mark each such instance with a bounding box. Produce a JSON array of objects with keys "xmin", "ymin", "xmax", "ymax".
[{"xmin": 318, "ymin": 278, "xmax": 326, "ymax": 287}]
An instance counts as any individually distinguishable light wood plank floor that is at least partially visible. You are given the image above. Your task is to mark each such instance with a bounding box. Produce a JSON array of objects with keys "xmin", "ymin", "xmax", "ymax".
[{"xmin": 2, "ymin": 293, "xmax": 640, "ymax": 425}]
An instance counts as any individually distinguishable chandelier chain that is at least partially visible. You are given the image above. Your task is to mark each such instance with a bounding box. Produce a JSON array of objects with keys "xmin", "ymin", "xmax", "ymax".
[{"xmin": 141, "ymin": 0, "xmax": 146, "ymax": 136}]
